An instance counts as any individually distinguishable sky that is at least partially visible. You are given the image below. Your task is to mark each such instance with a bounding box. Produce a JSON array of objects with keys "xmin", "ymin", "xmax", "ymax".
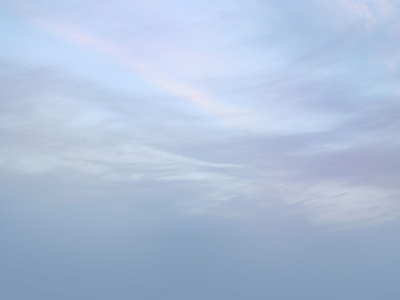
[{"xmin": 0, "ymin": 0, "xmax": 400, "ymax": 299}]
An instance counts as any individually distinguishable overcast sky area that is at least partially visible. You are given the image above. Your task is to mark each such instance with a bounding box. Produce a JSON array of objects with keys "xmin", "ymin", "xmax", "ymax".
[{"xmin": 1, "ymin": 0, "xmax": 400, "ymax": 299}]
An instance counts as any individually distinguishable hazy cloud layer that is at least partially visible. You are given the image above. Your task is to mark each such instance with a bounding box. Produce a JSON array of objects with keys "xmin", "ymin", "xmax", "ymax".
[
  {"xmin": 2, "ymin": 1, "xmax": 400, "ymax": 299},
  {"xmin": 1, "ymin": 0, "xmax": 399, "ymax": 228}
]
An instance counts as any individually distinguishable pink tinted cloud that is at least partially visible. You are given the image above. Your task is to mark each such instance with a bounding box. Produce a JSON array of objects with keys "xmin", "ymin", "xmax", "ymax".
[{"xmin": 30, "ymin": 18, "xmax": 258, "ymax": 130}]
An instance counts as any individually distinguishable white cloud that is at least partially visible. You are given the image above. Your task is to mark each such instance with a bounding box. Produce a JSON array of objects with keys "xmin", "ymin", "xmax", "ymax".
[{"xmin": 279, "ymin": 180, "xmax": 399, "ymax": 227}]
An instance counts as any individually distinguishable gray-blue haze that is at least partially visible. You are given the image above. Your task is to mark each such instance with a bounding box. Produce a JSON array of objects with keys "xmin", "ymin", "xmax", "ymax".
[{"xmin": 1, "ymin": 0, "xmax": 400, "ymax": 299}]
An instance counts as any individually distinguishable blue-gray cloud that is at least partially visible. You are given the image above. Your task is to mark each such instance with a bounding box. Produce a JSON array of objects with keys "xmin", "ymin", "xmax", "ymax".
[
  {"xmin": 1, "ymin": 0, "xmax": 400, "ymax": 227},
  {"xmin": 2, "ymin": 1, "xmax": 400, "ymax": 299}
]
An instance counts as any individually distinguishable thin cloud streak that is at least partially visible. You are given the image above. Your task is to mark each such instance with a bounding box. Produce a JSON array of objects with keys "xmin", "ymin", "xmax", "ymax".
[{"xmin": 31, "ymin": 18, "xmax": 259, "ymax": 131}]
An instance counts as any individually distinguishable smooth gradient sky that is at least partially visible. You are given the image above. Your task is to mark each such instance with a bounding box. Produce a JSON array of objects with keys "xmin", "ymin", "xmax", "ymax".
[{"xmin": 1, "ymin": 0, "xmax": 400, "ymax": 299}]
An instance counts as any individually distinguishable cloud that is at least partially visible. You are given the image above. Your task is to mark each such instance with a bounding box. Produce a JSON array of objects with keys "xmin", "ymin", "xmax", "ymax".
[
  {"xmin": 0, "ymin": 65, "xmax": 256, "ymax": 216},
  {"xmin": 29, "ymin": 18, "xmax": 260, "ymax": 131},
  {"xmin": 23, "ymin": 3, "xmax": 354, "ymax": 134},
  {"xmin": 2, "ymin": 0, "xmax": 400, "ymax": 228},
  {"xmin": 280, "ymin": 180, "xmax": 399, "ymax": 227}
]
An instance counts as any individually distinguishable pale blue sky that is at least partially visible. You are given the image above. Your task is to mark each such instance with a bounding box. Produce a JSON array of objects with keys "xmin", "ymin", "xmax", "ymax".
[{"xmin": 1, "ymin": 0, "xmax": 400, "ymax": 299}]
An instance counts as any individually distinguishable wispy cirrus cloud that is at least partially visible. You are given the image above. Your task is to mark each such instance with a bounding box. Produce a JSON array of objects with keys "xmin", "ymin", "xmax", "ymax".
[
  {"xmin": 29, "ymin": 18, "xmax": 260, "ymax": 132},
  {"xmin": 1, "ymin": 0, "xmax": 399, "ymax": 228},
  {"xmin": 0, "ymin": 66, "xmax": 256, "ymax": 217},
  {"xmin": 2, "ymin": 2, "xmax": 400, "ymax": 300}
]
